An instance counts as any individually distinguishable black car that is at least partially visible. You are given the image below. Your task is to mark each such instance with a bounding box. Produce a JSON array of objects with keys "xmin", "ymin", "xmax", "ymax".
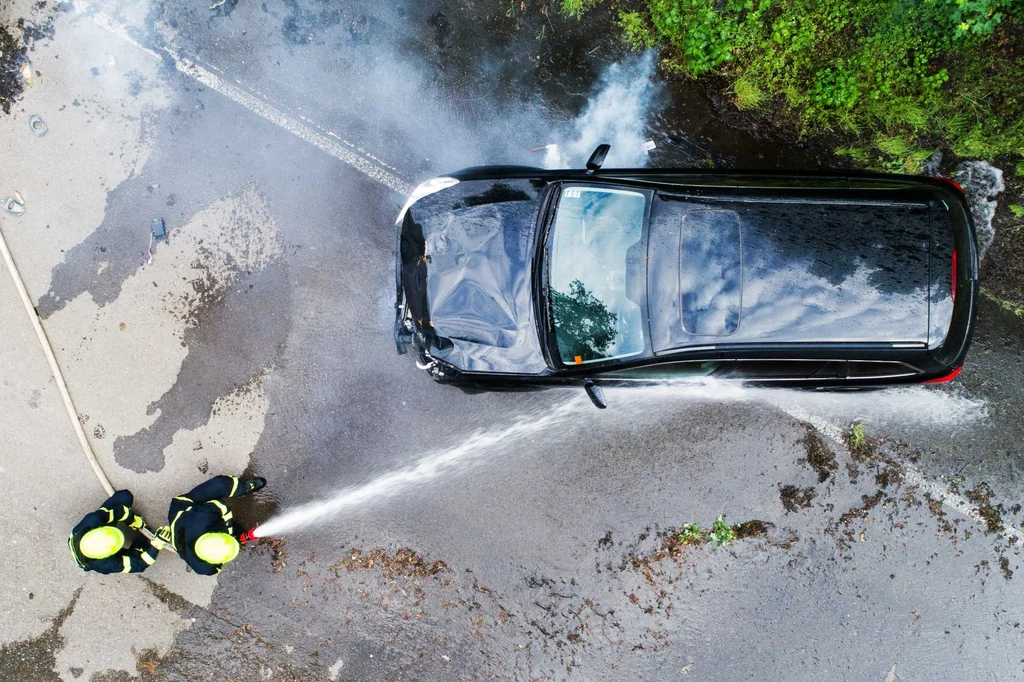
[{"xmin": 395, "ymin": 146, "xmax": 978, "ymax": 407}]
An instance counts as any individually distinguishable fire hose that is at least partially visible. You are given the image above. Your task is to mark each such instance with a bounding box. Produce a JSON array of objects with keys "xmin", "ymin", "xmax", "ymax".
[{"xmin": 0, "ymin": 222, "xmax": 256, "ymax": 550}]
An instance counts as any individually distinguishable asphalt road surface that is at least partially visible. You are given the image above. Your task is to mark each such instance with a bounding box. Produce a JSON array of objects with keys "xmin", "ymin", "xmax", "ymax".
[{"xmin": 1, "ymin": 1, "xmax": 1023, "ymax": 680}]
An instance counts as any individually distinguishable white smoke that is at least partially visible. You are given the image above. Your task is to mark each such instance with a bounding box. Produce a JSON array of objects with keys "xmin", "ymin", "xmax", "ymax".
[
  {"xmin": 954, "ymin": 160, "xmax": 1004, "ymax": 259},
  {"xmin": 542, "ymin": 51, "xmax": 662, "ymax": 169}
]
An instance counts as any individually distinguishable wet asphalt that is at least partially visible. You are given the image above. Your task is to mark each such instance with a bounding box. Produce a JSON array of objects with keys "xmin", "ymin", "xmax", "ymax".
[{"xmin": 7, "ymin": 0, "xmax": 1024, "ymax": 680}]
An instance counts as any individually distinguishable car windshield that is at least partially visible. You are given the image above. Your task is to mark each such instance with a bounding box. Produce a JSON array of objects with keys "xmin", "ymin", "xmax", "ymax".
[{"xmin": 548, "ymin": 186, "xmax": 647, "ymax": 365}]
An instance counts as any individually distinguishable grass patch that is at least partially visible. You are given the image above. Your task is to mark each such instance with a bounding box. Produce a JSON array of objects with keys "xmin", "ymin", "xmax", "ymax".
[
  {"xmin": 734, "ymin": 75, "xmax": 766, "ymax": 110},
  {"xmin": 560, "ymin": 0, "xmax": 601, "ymax": 18}
]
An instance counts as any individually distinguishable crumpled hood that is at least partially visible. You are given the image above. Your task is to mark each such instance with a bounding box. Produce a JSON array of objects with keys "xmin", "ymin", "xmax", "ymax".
[{"xmin": 400, "ymin": 179, "xmax": 549, "ymax": 374}]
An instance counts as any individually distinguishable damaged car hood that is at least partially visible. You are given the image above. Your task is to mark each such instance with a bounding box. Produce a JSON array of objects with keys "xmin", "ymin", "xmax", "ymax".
[{"xmin": 400, "ymin": 179, "xmax": 549, "ymax": 374}]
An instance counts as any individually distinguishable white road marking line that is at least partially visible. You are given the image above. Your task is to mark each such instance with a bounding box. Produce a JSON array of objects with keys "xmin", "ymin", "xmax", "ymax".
[
  {"xmin": 783, "ymin": 406, "xmax": 1024, "ymax": 545},
  {"xmin": 87, "ymin": 10, "xmax": 414, "ymax": 196}
]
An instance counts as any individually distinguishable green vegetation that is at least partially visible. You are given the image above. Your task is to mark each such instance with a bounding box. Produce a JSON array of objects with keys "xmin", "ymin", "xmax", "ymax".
[
  {"xmin": 849, "ymin": 422, "xmax": 867, "ymax": 450},
  {"xmin": 677, "ymin": 523, "xmax": 704, "ymax": 545},
  {"xmin": 561, "ymin": 0, "xmax": 602, "ymax": 19},
  {"xmin": 550, "ymin": 279, "xmax": 619, "ymax": 362},
  {"xmin": 567, "ymin": 0, "xmax": 1024, "ymax": 167},
  {"xmin": 1010, "ymin": 204, "xmax": 1024, "ymax": 218},
  {"xmin": 709, "ymin": 515, "xmax": 736, "ymax": 546}
]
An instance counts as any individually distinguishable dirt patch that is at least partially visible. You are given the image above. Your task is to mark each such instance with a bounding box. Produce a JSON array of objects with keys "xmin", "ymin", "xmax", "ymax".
[
  {"xmin": 331, "ymin": 547, "xmax": 448, "ymax": 580},
  {"xmin": 926, "ymin": 494, "xmax": 956, "ymax": 537},
  {"xmin": 732, "ymin": 520, "xmax": 772, "ymax": 540},
  {"xmin": 874, "ymin": 464, "xmax": 904, "ymax": 488},
  {"xmin": 839, "ymin": 490, "xmax": 885, "ymax": 527},
  {"xmin": 964, "ymin": 483, "xmax": 1005, "ymax": 534},
  {"xmin": 999, "ymin": 556, "xmax": 1014, "ymax": 581},
  {"xmin": 802, "ymin": 426, "xmax": 837, "ymax": 482},
  {"xmin": 0, "ymin": 25, "xmax": 27, "ymax": 114},
  {"xmin": 779, "ymin": 484, "xmax": 816, "ymax": 512},
  {"xmin": 0, "ymin": 587, "xmax": 80, "ymax": 682}
]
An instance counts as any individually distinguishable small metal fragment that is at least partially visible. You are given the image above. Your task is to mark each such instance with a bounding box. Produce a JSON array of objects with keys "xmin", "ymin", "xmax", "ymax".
[
  {"xmin": 150, "ymin": 217, "xmax": 167, "ymax": 242},
  {"xmin": 2, "ymin": 197, "xmax": 26, "ymax": 216},
  {"xmin": 28, "ymin": 115, "xmax": 47, "ymax": 137}
]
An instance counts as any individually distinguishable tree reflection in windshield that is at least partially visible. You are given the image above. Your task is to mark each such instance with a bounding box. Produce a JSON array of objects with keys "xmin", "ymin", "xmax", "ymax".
[
  {"xmin": 548, "ymin": 186, "xmax": 647, "ymax": 365},
  {"xmin": 551, "ymin": 279, "xmax": 619, "ymax": 362}
]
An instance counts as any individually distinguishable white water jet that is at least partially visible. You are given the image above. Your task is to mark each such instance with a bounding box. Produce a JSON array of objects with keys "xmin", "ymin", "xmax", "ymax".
[
  {"xmin": 606, "ymin": 379, "xmax": 987, "ymax": 432},
  {"xmin": 255, "ymin": 396, "xmax": 586, "ymax": 537}
]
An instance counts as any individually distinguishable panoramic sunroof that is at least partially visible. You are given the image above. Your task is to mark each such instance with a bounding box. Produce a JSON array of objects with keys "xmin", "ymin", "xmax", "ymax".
[{"xmin": 679, "ymin": 209, "xmax": 742, "ymax": 336}]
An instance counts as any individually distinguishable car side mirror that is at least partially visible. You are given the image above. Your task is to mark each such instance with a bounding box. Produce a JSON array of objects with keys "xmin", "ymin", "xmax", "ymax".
[
  {"xmin": 583, "ymin": 379, "xmax": 607, "ymax": 409},
  {"xmin": 586, "ymin": 144, "xmax": 611, "ymax": 172}
]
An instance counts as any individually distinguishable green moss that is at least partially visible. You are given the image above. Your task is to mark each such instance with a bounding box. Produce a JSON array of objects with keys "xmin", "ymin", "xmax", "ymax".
[
  {"xmin": 1009, "ymin": 204, "xmax": 1024, "ymax": 218},
  {"xmin": 619, "ymin": 10, "xmax": 655, "ymax": 49},
  {"xmin": 981, "ymin": 287, "xmax": 1024, "ymax": 320},
  {"xmin": 561, "ymin": 0, "xmax": 601, "ymax": 18}
]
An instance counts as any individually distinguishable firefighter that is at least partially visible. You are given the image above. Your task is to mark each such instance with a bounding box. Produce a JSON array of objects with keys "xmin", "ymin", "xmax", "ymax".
[
  {"xmin": 155, "ymin": 475, "xmax": 266, "ymax": 575},
  {"xmin": 69, "ymin": 490, "xmax": 160, "ymax": 574}
]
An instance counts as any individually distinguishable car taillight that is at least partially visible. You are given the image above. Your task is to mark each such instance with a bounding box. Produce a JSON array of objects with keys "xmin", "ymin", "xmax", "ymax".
[
  {"xmin": 931, "ymin": 176, "xmax": 964, "ymax": 194},
  {"xmin": 924, "ymin": 365, "xmax": 963, "ymax": 384},
  {"xmin": 951, "ymin": 249, "xmax": 957, "ymax": 301}
]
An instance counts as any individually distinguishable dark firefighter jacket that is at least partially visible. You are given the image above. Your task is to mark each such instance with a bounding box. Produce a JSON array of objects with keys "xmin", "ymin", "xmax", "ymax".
[
  {"xmin": 69, "ymin": 490, "xmax": 157, "ymax": 574},
  {"xmin": 168, "ymin": 475, "xmax": 246, "ymax": 575}
]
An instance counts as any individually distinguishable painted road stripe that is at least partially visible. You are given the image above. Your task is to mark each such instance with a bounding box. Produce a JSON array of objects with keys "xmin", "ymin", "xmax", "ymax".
[
  {"xmin": 783, "ymin": 406, "xmax": 1024, "ymax": 545},
  {"xmin": 87, "ymin": 9, "xmax": 414, "ymax": 196}
]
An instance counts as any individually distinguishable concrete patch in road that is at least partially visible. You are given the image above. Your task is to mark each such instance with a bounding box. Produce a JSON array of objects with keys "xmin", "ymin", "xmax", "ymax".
[{"xmin": 52, "ymin": 577, "xmax": 185, "ymax": 682}]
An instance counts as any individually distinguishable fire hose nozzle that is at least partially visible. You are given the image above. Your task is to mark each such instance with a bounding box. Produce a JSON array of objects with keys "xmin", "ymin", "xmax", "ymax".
[{"xmin": 238, "ymin": 528, "xmax": 259, "ymax": 544}]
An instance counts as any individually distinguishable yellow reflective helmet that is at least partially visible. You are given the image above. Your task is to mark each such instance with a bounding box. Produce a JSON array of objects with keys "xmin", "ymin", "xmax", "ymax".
[
  {"xmin": 80, "ymin": 526, "xmax": 125, "ymax": 559},
  {"xmin": 194, "ymin": 532, "xmax": 240, "ymax": 565}
]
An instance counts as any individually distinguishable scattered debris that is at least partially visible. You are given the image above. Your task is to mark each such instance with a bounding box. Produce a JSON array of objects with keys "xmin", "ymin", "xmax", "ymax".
[
  {"xmin": 28, "ymin": 113, "xmax": 47, "ymax": 136},
  {"xmin": 331, "ymin": 547, "xmax": 447, "ymax": 580},
  {"xmin": 642, "ymin": 139, "xmax": 657, "ymax": 153},
  {"xmin": 964, "ymin": 483, "xmax": 1005, "ymax": 534},
  {"xmin": 151, "ymin": 217, "xmax": 167, "ymax": 242},
  {"xmin": 779, "ymin": 484, "xmax": 816, "ymax": 512},
  {"xmin": 18, "ymin": 59, "xmax": 34, "ymax": 87},
  {"xmin": 732, "ymin": 520, "xmax": 771, "ymax": 540},
  {"xmin": 2, "ymin": 196, "xmax": 25, "ymax": 216},
  {"xmin": 147, "ymin": 217, "xmax": 167, "ymax": 263},
  {"xmin": 803, "ymin": 425, "xmax": 837, "ymax": 482},
  {"xmin": 255, "ymin": 537, "xmax": 289, "ymax": 573}
]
